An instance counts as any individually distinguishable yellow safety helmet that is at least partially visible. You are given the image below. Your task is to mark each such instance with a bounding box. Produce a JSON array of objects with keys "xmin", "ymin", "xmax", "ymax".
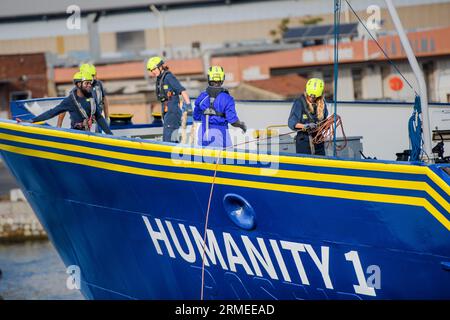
[
  {"xmin": 90, "ymin": 64, "xmax": 96, "ymax": 76},
  {"xmin": 147, "ymin": 56, "xmax": 164, "ymax": 71},
  {"xmin": 80, "ymin": 63, "xmax": 96, "ymax": 76},
  {"xmin": 73, "ymin": 71, "xmax": 83, "ymax": 84},
  {"xmin": 305, "ymin": 78, "xmax": 324, "ymax": 98},
  {"xmin": 79, "ymin": 70, "xmax": 93, "ymax": 82},
  {"xmin": 207, "ymin": 66, "xmax": 225, "ymax": 82}
]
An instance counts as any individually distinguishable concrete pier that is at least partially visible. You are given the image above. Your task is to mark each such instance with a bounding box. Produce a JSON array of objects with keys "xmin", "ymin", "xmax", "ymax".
[
  {"xmin": 0, "ymin": 160, "xmax": 18, "ymax": 198},
  {"xmin": 0, "ymin": 200, "xmax": 47, "ymax": 242},
  {"xmin": 0, "ymin": 160, "xmax": 45, "ymax": 241}
]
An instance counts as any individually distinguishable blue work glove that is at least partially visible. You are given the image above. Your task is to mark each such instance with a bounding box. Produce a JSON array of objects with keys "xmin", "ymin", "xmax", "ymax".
[
  {"xmin": 303, "ymin": 123, "xmax": 317, "ymax": 132},
  {"xmin": 182, "ymin": 102, "xmax": 192, "ymax": 114}
]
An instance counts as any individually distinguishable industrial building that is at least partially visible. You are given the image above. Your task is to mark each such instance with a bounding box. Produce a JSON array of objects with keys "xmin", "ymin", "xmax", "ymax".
[{"xmin": 1, "ymin": 0, "xmax": 450, "ymax": 123}]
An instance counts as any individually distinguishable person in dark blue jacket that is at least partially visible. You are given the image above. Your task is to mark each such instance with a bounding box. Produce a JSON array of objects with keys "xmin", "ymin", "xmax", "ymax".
[
  {"xmin": 20, "ymin": 71, "xmax": 112, "ymax": 134},
  {"xmin": 193, "ymin": 66, "xmax": 246, "ymax": 148},
  {"xmin": 288, "ymin": 78, "xmax": 328, "ymax": 155},
  {"xmin": 58, "ymin": 64, "xmax": 110, "ymax": 131},
  {"xmin": 147, "ymin": 56, "xmax": 192, "ymax": 143}
]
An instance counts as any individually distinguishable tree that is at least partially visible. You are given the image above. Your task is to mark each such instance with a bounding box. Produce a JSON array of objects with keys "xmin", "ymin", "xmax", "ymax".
[
  {"xmin": 300, "ymin": 16, "xmax": 323, "ymax": 26},
  {"xmin": 269, "ymin": 18, "xmax": 290, "ymax": 43}
]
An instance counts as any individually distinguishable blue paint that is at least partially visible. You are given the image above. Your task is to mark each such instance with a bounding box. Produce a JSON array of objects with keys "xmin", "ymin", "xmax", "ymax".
[
  {"xmin": 223, "ymin": 194, "xmax": 256, "ymax": 230},
  {"xmin": 441, "ymin": 262, "xmax": 450, "ymax": 271},
  {"xmin": 0, "ymin": 119, "xmax": 449, "ymax": 300}
]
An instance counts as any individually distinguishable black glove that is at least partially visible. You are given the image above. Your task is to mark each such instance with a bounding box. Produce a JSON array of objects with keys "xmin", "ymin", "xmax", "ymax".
[
  {"xmin": 303, "ymin": 123, "xmax": 317, "ymax": 132},
  {"xmin": 239, "ymin": 121, "xmax": 247, "ymax": 133},
  {"xmin": 231, "ymin": 121, "xmax": 247, "ymax": 133}
]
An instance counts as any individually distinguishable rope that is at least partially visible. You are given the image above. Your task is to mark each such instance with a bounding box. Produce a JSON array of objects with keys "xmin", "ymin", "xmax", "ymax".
[
  {"xmin": 202, "ymin": 0, "xmax": 422, "ymax": 294},
  {"xmin": 345, "ymin": 0, "xmax": 425, "ymax": 161},
  {"xmin": 200, "ymin": 148, "xmax": 222, "ymax": 300},
  {"xmin": 408, "ymin": 95, "xmax": 423, "ymax": 161},
  {"xmin": 312, "ymin": 115, "xmax": 347, "ymax": 151},
  {"xmin": 198, "ymin": 129, "xmax": 295, "ymax": 300},
  {"xmin": 198, "ymin": 113, "xmax": 348, "ymax": 298},
  {"xmin": 197, "ymin": 118, "xmax": 351, "ymax": 299},
  {"xmin": 344, "ymin": 0, "xmax": 417, "ymax": 95}
]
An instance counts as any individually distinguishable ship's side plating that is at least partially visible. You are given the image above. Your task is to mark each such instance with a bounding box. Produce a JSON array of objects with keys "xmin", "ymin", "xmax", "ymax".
[{"xmin": 0, "ymin": 120, "xmax": 449, "ymax": 299}]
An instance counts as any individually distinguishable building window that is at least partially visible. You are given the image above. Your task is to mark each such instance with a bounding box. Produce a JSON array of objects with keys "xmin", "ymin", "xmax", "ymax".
[
  {"xmin": 421, "ymin": 38, "xmax": 428, "ymax": 53},
  {"xmin": 10, "ymin": 90, "xmax": 31, "ymax": 101},
  {"xmin": 352, "ymin": 69, "xmax": 362, "ymax": 100},
  {"xmin": 191, "ymin": 41, "xmax": 201, "ymax": 57},
  {"xmin": 422, "ymin": 61, "xmax": 435, "ymax": 102},
  {"xmin": 391, "ymin": 41, "xmax": 397, "ymax": 55},
  {"xmin": 116, "ymin": 31, "xmax": 145, "ymax": 53},
  {"xmin": 430, "ymin": 39, "xmax": 436, "ymax": 52},
  {"xmin": 322, "ymin": 71, "xmax": 333, "ymax": 100}
]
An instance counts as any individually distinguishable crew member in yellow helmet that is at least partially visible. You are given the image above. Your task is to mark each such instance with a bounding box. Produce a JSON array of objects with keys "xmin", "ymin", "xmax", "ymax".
[
  {"xmin": 57, "ymin": 71, "xmax": 83, "ymax": 127},
  {"xmin": 58, "ymin": 63, "xmax": 110, "ymax": 131},
  {"xmin": 147, "ymin": 56, "xmax": 191, "ymax": 143},
  {"xmin": 80, "ymin": 63, "xmax": 109, "ymax": 125},
  {"xmin": 193, "ymin": 65, "xmax": 246, "ymax": 147},
  {"xmin": 288, "ymin": 78, "xmax": 328, "ymax": 155},
  {"xmin": 21, "ymin": 71, "xmax": 112, "ymax": 134},
  {"xmin": 72, "ymin": 71, "xmax": 83, "ymax": 84}
]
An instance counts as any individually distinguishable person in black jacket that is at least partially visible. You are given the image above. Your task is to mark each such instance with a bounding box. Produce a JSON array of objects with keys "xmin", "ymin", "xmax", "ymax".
[
  {"xmin": 288, "ymin": 78, "xmax": 328, "ymax": 155},
  {"xmin": 147, "ymin": 56, "xmax": 191, "ymax": 143},
  {"xmin": 57, "ymin": 64, "xmax": 110, "ymax": 132},
  {"xmin": 19, "ymin": 71, "xmax": 112, "ymax": 135}
]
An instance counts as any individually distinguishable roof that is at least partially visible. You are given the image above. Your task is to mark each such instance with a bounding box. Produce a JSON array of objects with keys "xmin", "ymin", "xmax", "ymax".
[
  {"xmin": 54, "ymin": 58, "xmax": 204, "ymax": 83},
  {"xmin": 53, "ymin": 26, "xmax": 450, "ymax": 85},
  {"xmin": 0, "ymin": 0, "xmax": 275, "ymax": 21},
  {"xmin": 244, "ymin": 74, "xmax": 307, "ymax": 99},
  {"xmin": 0, "ymin": 0, "xmax": 215, "ymax": 20},
  {"xmin": 1, "ymin": 0, "xmax": 447, "ymax": 21}
]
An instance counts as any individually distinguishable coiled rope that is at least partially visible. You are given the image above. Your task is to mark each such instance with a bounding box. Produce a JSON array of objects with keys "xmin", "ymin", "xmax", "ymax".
[
  {"xmin": 312, "ymin": 115, "xmax": 347, "ymax": 151},
  {"xmin": 408, "ymin": 96, "xmax": 422, "ymax": 161}
]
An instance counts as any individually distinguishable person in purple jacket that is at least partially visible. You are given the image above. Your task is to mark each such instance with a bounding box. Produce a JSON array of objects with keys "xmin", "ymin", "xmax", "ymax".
[{"xmin": 193, "ymin": 66, "xmax": 246, "ymax": 148}]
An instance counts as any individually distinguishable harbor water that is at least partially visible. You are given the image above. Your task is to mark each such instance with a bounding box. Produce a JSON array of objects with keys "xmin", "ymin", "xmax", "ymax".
[
  {"xmin": 0, "ymin": 240, "xmax": 84, "ymax": 300},
  {"xmin": 0, "ymin": 160, "xmax": 83, "ymax": 299}
]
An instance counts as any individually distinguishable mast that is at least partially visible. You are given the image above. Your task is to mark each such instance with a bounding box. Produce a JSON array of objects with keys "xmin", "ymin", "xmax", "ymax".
[{"xmin": 385, "ymin": 0, "xmax": 432, "ymax": 159}]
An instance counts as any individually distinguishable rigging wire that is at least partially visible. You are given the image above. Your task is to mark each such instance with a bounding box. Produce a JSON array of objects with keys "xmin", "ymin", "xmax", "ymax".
[
  {"xmin": 345, "ymin": 0, "xmax": 426, "ymax": 160},
  {"xmin": 333, "ymin": 0, "xmax": 341, "ymax": 157},
  {"xmin": 200, "ymin": 1, "xmax": 427, "ymax": 298},
  {"xmin": 344, "ymin": 0, "xmax": 418, "ymax": 95}
]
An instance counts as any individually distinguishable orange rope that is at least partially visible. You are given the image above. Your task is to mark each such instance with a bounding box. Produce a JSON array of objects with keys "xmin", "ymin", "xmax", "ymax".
[
  {"xmin": 311, "ymin": 115, "xmax": 347, "ymax": 151},
  {"xmin": 200, "ymin": 149, "xmax": 222, "ymax": 300},
  {"xmin": 198, "ymin": 120, "xmax": 345, "ymax": 298},
  {"xmin": 199, "ymin": 131, "xmax": 294, "ymax": 300}
]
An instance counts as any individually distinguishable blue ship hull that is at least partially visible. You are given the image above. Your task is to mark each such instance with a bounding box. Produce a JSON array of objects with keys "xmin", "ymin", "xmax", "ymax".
[{"xmin": 0, "ymin": 119, "xmax": 449, "ymax": 299}]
